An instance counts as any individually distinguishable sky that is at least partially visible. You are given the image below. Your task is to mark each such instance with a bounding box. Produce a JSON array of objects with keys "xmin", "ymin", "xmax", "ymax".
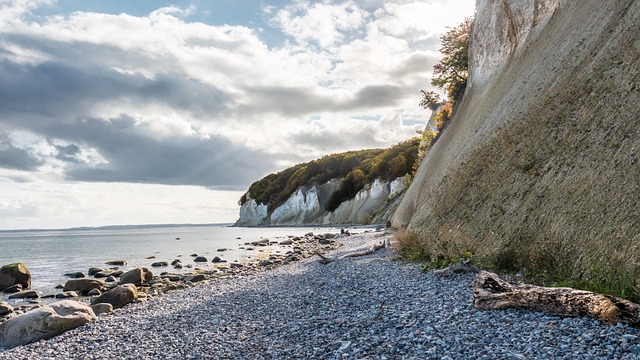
[{"xmin": 0, "ymin": 0, "xmax": 475, "ymax": 230}]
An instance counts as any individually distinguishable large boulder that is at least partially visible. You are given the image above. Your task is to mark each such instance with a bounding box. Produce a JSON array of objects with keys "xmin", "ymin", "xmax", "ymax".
[
  {"xmin": 119, "ymin": 268, "xmax": 153, "ymax": 286},
  {"xmin": 91, "ymin": 284, "xmax": 137, "ymax": 309},
  {"xmin": 0, "ymin": 263, "xmax": 31, "ymax": 291},
  {"xmin": 0, "ymin": 300, "xmax": 96, "ymax": 348},
  {"xmin": 63, "ymin": 279, "xmax": 105, "ymax": 295}
]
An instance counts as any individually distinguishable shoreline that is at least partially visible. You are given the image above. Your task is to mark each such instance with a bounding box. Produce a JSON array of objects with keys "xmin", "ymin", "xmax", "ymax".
[{"xmin": 2, "ymin": 232, "xmax": 640, "ymax": 358}]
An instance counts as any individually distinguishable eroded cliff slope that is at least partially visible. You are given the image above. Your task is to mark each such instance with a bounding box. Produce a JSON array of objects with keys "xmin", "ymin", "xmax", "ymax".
[{"xmin": 394, "ymin": 0, "xmax": 639, "ymax": 295}]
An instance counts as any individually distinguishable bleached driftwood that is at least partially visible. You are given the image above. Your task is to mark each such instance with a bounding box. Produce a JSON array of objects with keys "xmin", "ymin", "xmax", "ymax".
[
  {"xmin": 473, "ymin": 271, "xmax": 640, "ymax": 326},
  {"xmin": 341, "ymin": 242, "xmax": 386, "ymax": 259}
]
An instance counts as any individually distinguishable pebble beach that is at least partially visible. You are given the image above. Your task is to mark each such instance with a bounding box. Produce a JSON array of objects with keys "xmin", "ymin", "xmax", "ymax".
[{"xmin": 1, "ymin": 232, "xmax": 640, "ymax": 359}]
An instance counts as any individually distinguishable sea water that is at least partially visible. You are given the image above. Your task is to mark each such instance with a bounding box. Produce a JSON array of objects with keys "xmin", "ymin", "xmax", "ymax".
[{"xmin": 0, "ymin": 224, "xmax": 345, "ymax": 303}]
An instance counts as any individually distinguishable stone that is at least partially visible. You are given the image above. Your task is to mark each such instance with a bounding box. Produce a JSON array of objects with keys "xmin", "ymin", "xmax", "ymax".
[
  {"xmin": 63, "ymin": 279, "xmax": 105, "ymax": 295},
  {"xmin": 0, "ymin": 263, "xmax": 31, "ymax": 291},
  {"xmin": 1, "ymin": 284, "xmax": 22, "ymax": 294},
  {"xmin": 64, "ymin": 272, "xmax": 85, "ymax": 278},
  {"xmin": 119, "ymin": 268, "xmax": 153, "ymax": 286},
  {"xmin": 88, "ymin": 267, "xmax": 107, "ymax": 276},
  {"xmin": 105, "ymin": 276, "xmax": 117, "ymax": 283},
  {"xmin": 93, "ymin": 271, "xmax": 114, "ymax": 278},
  {"xmin": 161, "ymin": 274, "xmax": 182, "ymax": 282},
  {"xmin": 146, "ymin": 256, "xmax": 156, "ymax": 259},
  {"xmin": 174, "ymin": 263, "xmax": 183, "ymax": 269},
  {"xmin": 91, "ymin": 284, "xmax": 138, "ymax": 309},
  {"xmin": 229, "ymin": 262, "xmax": 244, "ymax": 268},
  {"xmin": 279, "ymin": 239, "xmax": 294, "ymax": 245},
  {"xmin": 251, "ymin": 239, "xmax": 270, "ymax": 246},
  {"xmin": 184, "ymin": 274, "xmax": 206, "ymax": 283},
  {"xmin": 194, "ymin": 256, "xmax": 208, "ymax": 262},
  {"xmin": 8, "ymin": 290, "xmax": 40, "ymax": 300},
  {"xmin": 217, "ymin": 248, "xmax": 228, "ymax": 252},
  {"xmin": 105, "ymin": 260, "xmax": 127, "ymax": 266},
  {"xmin": 151, "ymin": 261, "xmax": 169, "ymax": 267},
  {"xmin": 0, "ymin": 300, "xmax": 96, "ymax": 349},
  {"xmin": 55, "ymin": 291, "xmax": 78, "ymax": 299},
  {"xmin": 87, "ymin": 288, "xmax": 101, "ymax": 296},
  {"xmin": 259, "ymin": 260, "xmax": 274, "ymax": 267},
  {"xmin": 0, "ymin": 302, "xmax": 13, "ymax": 316},
  {"xmin": 170, "ymin": 259, "xmax": 182, "ymax": 266},
  {"xmin": 212, "ymin": 256, "xmax": 226, "ymax": 263},
  {"xmin": 90, "ymin": 303, "xmax": 113, "ymax": 316}
]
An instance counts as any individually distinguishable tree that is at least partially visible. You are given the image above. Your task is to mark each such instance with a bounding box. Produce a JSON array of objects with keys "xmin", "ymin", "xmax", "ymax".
[
  {"xmin": 431, "ymin": 17, "xmax": 473, "ymax": 103},
  {"xmin": 419, "ymin": 90, "xmax": 441, "ymax": 111}
]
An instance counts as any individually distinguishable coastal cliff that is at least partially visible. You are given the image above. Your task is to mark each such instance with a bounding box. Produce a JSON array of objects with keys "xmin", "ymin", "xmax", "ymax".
[
  {"xmin": 394, "ymin": 0, "xmax": 640, "ymax": 297},
  {"xmin": 237, "ymin": 178, "xmax": 407, "ymax": 226}
]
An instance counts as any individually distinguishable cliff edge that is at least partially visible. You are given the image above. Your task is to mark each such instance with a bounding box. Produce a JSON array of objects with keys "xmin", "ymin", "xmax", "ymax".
[{"xmin": 394, "ymin": 0, "xmax": 639, "ymax": 295}]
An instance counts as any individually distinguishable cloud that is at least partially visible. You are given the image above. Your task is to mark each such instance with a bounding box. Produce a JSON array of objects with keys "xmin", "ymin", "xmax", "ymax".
[{"xmin": 0, "ymin": 0, "xmax": 475, "ymax": 191}]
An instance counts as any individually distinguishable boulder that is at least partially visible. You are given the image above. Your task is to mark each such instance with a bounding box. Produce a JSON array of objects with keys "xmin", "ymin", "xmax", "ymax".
[
  {"xmin": 170, "ymin": 259, "xmax": 182, "ymax": 266},
  {"xmin": 1, "ymin": 284, "xmax": 22, "ymax": 294},
  {"xmin": 63, "ymin": 279, "xmax": 105, "ymax": 295},
  {"xmin": 194, "ymin": 256, "xmax": 208, "ymax": 263},
  {"xmin": 105, "ymin": 260, "xmax": 127, "ymax": 266},
  {"xmin": 184, "ymin": 274, "xmax": 206, "ymax": 283},
  {"xmin": 211, "ymin": 257, "xmax": 226, "ymax": 263},
  {"xmin": 64, "ymin": 272, "xmax": 85, "ymax": 278},
  {"xmin": 91, "ymin": 284, "xmax": 137, "ymax": 309},
  {"xmin": 0, "ymin": 263, "xmax": 31, "ymax": 291},
  {"xmin": 0, "ymin": 302, "xmax": 13, "ymax": 316},
  {"xmin": 55, "ymin": 291, "xmax": 78, "ymax": 299},
  {"xmin": 90, "ymin": 303, "xmax": 113, "ymax": 316},
  {"xmin": 8, "ymin": 290, "xmax": 40, "ymax": 300},
  {"xmin": 151, "ymin": 261, "xmax": 168, "ymax": 267},
  {"xmin": 93, "ymin": 271, "xmax": 113, "ymax": 278},
  {"xmin": 251, "ymin": 239, "xmax": 270, "ymax": 246},
  {"xmin": 88, "ymin": 267, "xmax": 107, "ymax": 276},
  {"xmin": 119, "ymin": 268, "xmax": 153, "ymax": 286},
  {"xmin": 105, "ymin": 276, "xmax": 117, "ymax": 283},
  {"xmin": 87, "ymin": 289, "xmax": 101, "ymax": 296},
  {"xmin": 0, "ymin": 300, "xmax": 96, "ymax": 348}
]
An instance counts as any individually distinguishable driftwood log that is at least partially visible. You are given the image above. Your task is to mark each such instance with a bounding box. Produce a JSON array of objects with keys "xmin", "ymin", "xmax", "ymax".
[
  {"xmin": 341, "ymin": 242, "xmax": 385, "ymax": 259},
  {"xmin": 315, "ymin": 251, "xmax": 333, "ymax": 265},
  {"xmin": 473, "ymin": 271, "xmax": 640, "ymax": 326}
]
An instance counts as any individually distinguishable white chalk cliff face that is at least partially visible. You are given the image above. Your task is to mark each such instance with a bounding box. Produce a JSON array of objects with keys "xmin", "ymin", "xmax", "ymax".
[{"xmin": 236, "ymin": 178, "xmax": 407, "ymax": 226}]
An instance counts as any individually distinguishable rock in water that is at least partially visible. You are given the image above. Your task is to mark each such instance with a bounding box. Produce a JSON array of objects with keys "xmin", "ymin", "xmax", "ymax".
[
  {"xmin": 0, "ymin": 300, "xmax": 96, "ymax": 349},
  {"xmin": 91, "ymin": 284, "xmax": 138, "ymax": 309},
  {"xmin": 119, "ymin": 268, "xmax": 153, "ymax": 286},
  {"xmin": 8, "ymin": 290, "xmax": 40, "ymax": 300},
  {"xmin": 0, "ymin": 263, "xmax": 31, "ymax": 292},
  {"xmin": 0, "ymin": 302, "xmax": 13, "ymax": 316},
  {"xmin": 63, "ymin": 279, "xmax": 105, "ymax": 295}
]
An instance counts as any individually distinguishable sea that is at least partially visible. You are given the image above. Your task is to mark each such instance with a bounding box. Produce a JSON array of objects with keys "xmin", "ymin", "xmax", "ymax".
[{"xmin": 0, "ymin": 224, "xmax": 348, "ymax": 304}]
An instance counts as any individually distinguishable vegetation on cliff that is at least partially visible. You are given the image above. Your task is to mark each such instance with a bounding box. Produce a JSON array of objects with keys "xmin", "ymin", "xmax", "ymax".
[{"xmin": 240, "ymin": 138, "xmax": 420, "ymax": 213}]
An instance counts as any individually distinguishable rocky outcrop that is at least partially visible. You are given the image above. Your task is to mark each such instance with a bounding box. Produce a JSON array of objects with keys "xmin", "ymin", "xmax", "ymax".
[
  {"xmin": 91, "ymin": 284, "xmax": 138, "ymax": 309},
  {"xmin": 237, "ymin": 178, "xmax": 407, "ymax": 226},
  {"xmin": 393, "ymin": 0, "xmax": 640, "ymax": 294},
  {"xmin": 0, "ymin": 300, "xmax": 96, "ymax": 348},
  {"xmin": 0, "ymin": 263, "xmax": 31, "ymax": 291}
]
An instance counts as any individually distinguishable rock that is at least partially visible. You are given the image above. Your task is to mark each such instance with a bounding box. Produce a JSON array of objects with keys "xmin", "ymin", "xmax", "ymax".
[
  {"xmin": 105, "ymin": 276, "xmax": 117, "ymax": 283},
  {"xmin": 119, "ymin": 268, "xmax": 153, "ymax": 286},
  {"xmin": 64, "ymin": 272, "xmax": 85, "ymax": 278},
  {"xmin": 217, "ymin": 248, "xmax": 228, "ymax": 252},
  {"xmin": 212, "ymin": 256, "xmax": 226, "ymax": 263},
  {"xmin": 279, "ymin": 239, "xmax": 294, "ymax": 245},
  {"xmin": 0, "ymin": 263, "xmax": 31, "ymax": 291},
  {"xmin": 91, "ymin": 284, "xmax": 137, "ymax": 309},
  {"xmin": 8, "ymin": 290, "xmax": 40, "ymax": 300},
  {"xmin": 184, "ymin": 274, "xmax": 206, "ymax": 283},
  {"xmin": 229, "ymin": 263, "xmax": 244, "ymax": 269},
  {"xmin": 151, "ymin": 261, "xmax": 169, "ymax": 267},
  {"xmin": 55, "ymin": 291, "xmax": 78, "ymax": 299},
  {"xmin": 63, "ymin": 279, "xmax": 105, "ymax": 295},
  {"xmin": 88, "ymin": 267, "xmax": 107, "ymax": 276},
  {"xmin": 90, "ymin": 303, "xmax": 113, "ymax": 316},
  {"xmin": 174, "ymin": 262, "xmax": 183, "ymax": 269},
  {"xmin": 259, "ymin": 260, "xmax": 274, "ymax": 267},
  {"xmin": 161, "ymin": 274, "xmax": 182, "ymax": 282},
  {"xmin": 190, "ymin": 253, "xmax": 198, "ymax": 257},
  {"xmin": 1, "ymin": 284, "xmax": 22, "ymax": 294},
  {"xmin": 0, "ymin": 300, "xmax": 96, "ymax": 348},
  {"xmin": 318, "ymin": 239, "xmax": 332, "ymax": 245},
  {"xmin": 93, "ymin": 271, "xmax": 113, "ymax": 278},
  {"xmin": 170, "ymin": 259, "xmax": 182, "ymax": 266},
  {"xmin": 146, "ymin": 256, "xmax": 156, "ymax": 259},
  {"xmin": 87, "ymin": 288, "xmax": 101, "ymax": 296},
  {"xmin": 194, "ymin": 256, "xmax": 208, "ymax": 262},
  {"xmin": 105, "ymin": 260, "xmax": 127, "ymax": 266},
  {"xmin": 0, "ymin": 302, "xmax": 13, "ymax": 316},
  {"xmin": 110, "ymin": 270, "xmax": 124, "ymax": 277},
  {"xmin": 251, "ymin": 239, "xmax": 270, "ymax": 246}
]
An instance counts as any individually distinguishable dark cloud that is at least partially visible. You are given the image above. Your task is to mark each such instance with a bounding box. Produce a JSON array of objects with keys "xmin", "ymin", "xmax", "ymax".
[
  {"xmin": 0, "ymin": 136, "xmax": 43, "ymax": 171},
  {"xmin": 44, "ymin": 116, "xmax": 277, "ymax": 188},
  {"xmin": 52, "ymin": 142, "xmax": 81, "ymax": 163}
]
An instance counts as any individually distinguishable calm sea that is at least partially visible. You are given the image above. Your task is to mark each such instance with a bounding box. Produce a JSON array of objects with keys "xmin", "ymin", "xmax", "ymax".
[{"xmin": 0, "ymin": 224, "xmax": 344, "ymax": 303}]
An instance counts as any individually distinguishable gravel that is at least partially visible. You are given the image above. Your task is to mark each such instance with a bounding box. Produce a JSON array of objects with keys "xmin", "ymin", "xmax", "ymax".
[{"xmin": 1, "ymin": 232, "xmax": 639, "ymax": 359}]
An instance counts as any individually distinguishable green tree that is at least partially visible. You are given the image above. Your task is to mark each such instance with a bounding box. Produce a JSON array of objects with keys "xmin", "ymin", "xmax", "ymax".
[{"xmin": 430, "ymin": 17, "xmax": 473, "ymax": 103}]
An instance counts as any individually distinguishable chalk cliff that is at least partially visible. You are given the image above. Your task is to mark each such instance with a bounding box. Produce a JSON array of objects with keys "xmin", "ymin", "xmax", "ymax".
[
  {"xmin": 236, "ymin": 177, "xmax": 407, "ymax": 226},
  {"xmin": 393, "ymin": 0, "xmax": 639, "ymax": 296}
]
